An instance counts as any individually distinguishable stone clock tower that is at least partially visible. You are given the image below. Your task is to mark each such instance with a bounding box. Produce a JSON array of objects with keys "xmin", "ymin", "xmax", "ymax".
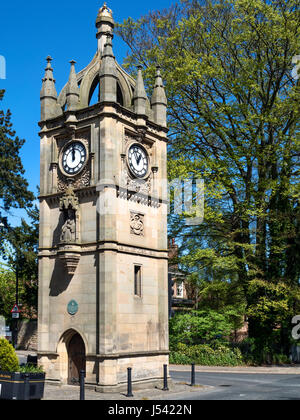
[{"xmin": 37, "ymin": 4, "xmax": 169, "ymax": 391}]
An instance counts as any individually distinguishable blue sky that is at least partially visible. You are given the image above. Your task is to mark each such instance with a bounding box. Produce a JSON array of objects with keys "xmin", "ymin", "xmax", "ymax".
[{"xmin": 0, "ymin": 0, "xmax": 174, "ymax": 226}]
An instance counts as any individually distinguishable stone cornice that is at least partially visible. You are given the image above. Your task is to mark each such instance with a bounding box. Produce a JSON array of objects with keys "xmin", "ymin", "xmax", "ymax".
[
  {"xmin": 39, "ymin": 185, "xmax": 97, "ymax": 203},
  {"xmin": 39, "ymin": 240, "xmax": 169, "ymax": 260},
  {"xmin": 39, "ymin": 184, "xmax": 167, "ymax": 208},
  {"xmin": 38, "ymin": 102, "xmax": 168, "ymax": 142},
  {"xmin": 89, "ymin": 350, "xmax": 170, "ymax": 360}
]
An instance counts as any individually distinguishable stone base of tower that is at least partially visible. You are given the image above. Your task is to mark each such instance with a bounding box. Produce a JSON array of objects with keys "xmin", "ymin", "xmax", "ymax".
[
  {"xmin": 38, "ymin": 351, "xmax": 169, "ymax": 391},
  {"xmin": 95, "ymin": 353, "xmax": 169, "ymax": 393}
]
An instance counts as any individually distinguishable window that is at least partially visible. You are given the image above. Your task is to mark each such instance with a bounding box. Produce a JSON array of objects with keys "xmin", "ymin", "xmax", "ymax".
[{"xmin": 134, "ymin": 265, "xmax": 142, "ymax": 297}]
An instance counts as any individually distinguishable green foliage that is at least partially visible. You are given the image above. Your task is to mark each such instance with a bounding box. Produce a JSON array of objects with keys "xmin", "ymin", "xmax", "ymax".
[
  {"xmin": 184, "ymin": 272, "xmax": 246, "ymax": 314},
  {"xmin": 170, "ymin": 342, "xmax": 243, "ymax": 366},
  {"xmin": 3, "ymin": 206, "xmax": 39, "ymax": 319},
  {"xmin": 0, "ymin": 90, "xmax": 34, "ymax": 215},
  {"xmin": 247, "ymin": 279, "xmax": 300, "ymax": 326},
  {"xmin": 0, "ymin": 265, "xmax": 23, "ymax": 319},
  {"xmin": 0, "ymin": 90, "xmax": 37, "ymax": 319},
  {"xmin": 239, "ymin": 337, "xmax": 292, "ymax": 365},
  {"xmin": 0, "ymin": 205, "xmax": 39, "ymax": 320},
  {"xmin": 19, "ymin": 364, "xmax": 44, "ymax": 374},
  {"xmin": 117, "ymin": 0, "xmax": 300, "ymax": 359},
  {"xmin": 0, "ymin": 338, "xmax": 19, "ymax": 372},
  {"xmin": 169, "ymin": 309, "xmax": 242, "ymax": 348}
]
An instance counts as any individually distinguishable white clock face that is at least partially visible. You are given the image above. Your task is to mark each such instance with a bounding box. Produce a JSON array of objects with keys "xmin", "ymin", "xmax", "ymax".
[
  {"xmin": 62, "ymin": 142, "xmax": 87, "ymax": 175},
  {"xmin": 128, "ymin": 144, "xmax": 149, "ymax": 178}
]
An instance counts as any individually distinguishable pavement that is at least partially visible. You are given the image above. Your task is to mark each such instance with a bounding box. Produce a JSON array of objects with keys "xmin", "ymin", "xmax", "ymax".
[
  {"xmin": 42, "ymin": 382, "xmax": 211, "ymax": 401},
  {"xmin": 170, "ymin": 363, "xmax": 300, "ymax": 375},
  {"xmin": 16, "ymin": 351, "xmax": 300, "ymax": 400}
]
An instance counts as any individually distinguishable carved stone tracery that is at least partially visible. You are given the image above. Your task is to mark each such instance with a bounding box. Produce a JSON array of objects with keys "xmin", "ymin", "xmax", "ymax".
[{"xmin": 57, "ymin": 164, "xmax": 91, "ymax": 193}]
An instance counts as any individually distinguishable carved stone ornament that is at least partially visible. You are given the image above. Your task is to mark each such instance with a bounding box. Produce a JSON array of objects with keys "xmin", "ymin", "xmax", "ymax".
[
  {"xmin": 58, "ymin": 165, "xmax": 91, "ymax": 193},
  {"xmin": 57, "ymin": 246, "xmax": 81, "ymax": 276},
  {"xmin": 60, "ymin": 215, "xmax": 76, "ymax": 243},
  {"xmin": 59, "ymin": 184, "xmax": 79, "ymax": 212},
  {"xmin": 130, "ymin": 212, "xmax": 144, "ymax": 236},
  {"xmin": 121, "ymin": 170, "xmax": 152, "ymax": 194},
  {"xmin": 58, "ymin": 185, "xmax": 81, "ymax": 275},
  {"xmin": 59, "ymin": 184, "xmax": 79, "ymax": 244}
]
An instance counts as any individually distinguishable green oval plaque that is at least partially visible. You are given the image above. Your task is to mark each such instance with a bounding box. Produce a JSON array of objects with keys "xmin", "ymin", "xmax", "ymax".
[{"xmin": 67, "ymin": 300, "xmax": 79, "ymax": 316}]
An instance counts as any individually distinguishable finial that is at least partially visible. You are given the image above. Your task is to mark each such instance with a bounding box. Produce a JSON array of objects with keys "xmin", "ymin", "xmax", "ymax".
[
  {"xmin": 44, "ymin": 56, "xmax": 53, "ymax": 73},
  {"xmin": 42, "ymin": 56, "xmax": 55, "ymax": 83},
  {"xmin": 97, "ymin": 2, "xmax": 113, "ymax": 18},
  {"xmin": 154, "ymin": 65, "xmax": 164, "ymax": 87}
]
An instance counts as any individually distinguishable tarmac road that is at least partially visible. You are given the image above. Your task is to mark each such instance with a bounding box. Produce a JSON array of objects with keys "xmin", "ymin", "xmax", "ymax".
[{"xmin": 169, "ymin": 370, "xmax": 300, "ymax": 400}]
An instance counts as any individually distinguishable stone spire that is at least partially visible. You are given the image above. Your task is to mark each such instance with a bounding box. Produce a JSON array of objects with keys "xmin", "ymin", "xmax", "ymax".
[
  {"xmin": 133, "ymin": 66, "xmax": 148, "ymax": 115},
  {"xmin": 40, "ymin": 56, "xmax": 62, "ymax": 121},
  {"xmin": 151, "ymin": 66, "xmax": 167, "ymax": 127},
  {"xmin": 96, "ymin": 3, "xmax": 115, "ymax": 55},
  {"xmin": 99, "ymin": 33, "xmax": 117, "ymax": 103},
  {"xmin": 66, "ymin": 60, "xmax": 80, "ymax": 111}
]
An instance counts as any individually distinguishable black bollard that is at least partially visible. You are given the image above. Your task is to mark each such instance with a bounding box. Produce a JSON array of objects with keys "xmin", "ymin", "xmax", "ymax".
[
  {"xmin": 191, "ymin": 363, "xmax": 196, "ymax": 387},
  {"xmin": 24, "ymin": 373, "xmax": 30, "ymax": 401},
  {"xmin": 163, "ymin": 364, "xmax": 169, "ymax": 391},
  {"xmin": 126, "ymin": 368, "xmax": 134, "ymax": 398},
  {"xmin": 80, "ymin": 370, "xmax": 85, "ymax": 401}
]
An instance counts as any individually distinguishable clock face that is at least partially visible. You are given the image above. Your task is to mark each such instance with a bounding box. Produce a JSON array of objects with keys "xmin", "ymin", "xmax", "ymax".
[
  {"xmin": 62, "ymin": 142, "xmax": 87, "ymax": 175},
  {"xmin": 128, "ymin": 144, "xmax": 149, "ymax": 178}
]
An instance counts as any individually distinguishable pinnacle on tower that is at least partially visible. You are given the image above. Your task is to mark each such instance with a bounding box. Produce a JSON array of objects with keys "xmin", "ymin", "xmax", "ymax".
[
  {"xmin": 40, "ymin": 56, "xmax": 57, "ymax": 99},
  {"xmin": 151, "ymin": 66, "xmax": 167, "ymax": 127},
  {"xmin": 133, "ymin": 66, "xmax": 148, "ymax": 116},
  {"xmin": 96, "ymin": 3, "xmax": 115, "ymax": 55},
  {"xmin": 99, "ymin": 33, "xmax": 117, "ymax": 103},
  {"xmin": 66, "ymin": 60, "xmax": 80, "ymax": 111},
  {"xmin": 40, "ymin": 56, "xmax": 62, "ymax": 121}
]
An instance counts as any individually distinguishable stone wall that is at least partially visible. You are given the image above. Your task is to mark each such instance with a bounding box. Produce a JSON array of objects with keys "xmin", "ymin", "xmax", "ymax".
[{"xmin": 17, "ymin": 320, "xmax": 38, "ymax": 351}]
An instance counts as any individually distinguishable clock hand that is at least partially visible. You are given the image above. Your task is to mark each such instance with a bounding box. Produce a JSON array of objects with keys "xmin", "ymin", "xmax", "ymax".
[
  {"xmin": 137, "ymin": 153, "xmax": 142, "ymax": 165},
  {"xmin": 133, "ymin": 151, "xmax": 139, "ymax": 163},
  {"xmin": 72, "ymin": 147, "xmax": 76, "ymax": 162}
]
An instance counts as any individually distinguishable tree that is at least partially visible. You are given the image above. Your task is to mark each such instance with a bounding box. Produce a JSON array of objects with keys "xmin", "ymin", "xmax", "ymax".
[
  {"xmin": 117, "ymin": 0, "xmax": 300, "ymax": 355},
  {"xmin": 2, "ymin": 205, "xmax": 39, "ymax": 319},
  {"xmin": 0, "ymin": 264, "xmax": 18, "ymax": 318},
  {"xmin": 169, "ymin": 309, "xmax": 241, "ymax": 347},
  {"xmin": 0, "ymin": 90, "xmax": 34, "ymax": 218},
  {"xmin": 0, "ymin": 90, "xmax": 37, "ymax": 318}
]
